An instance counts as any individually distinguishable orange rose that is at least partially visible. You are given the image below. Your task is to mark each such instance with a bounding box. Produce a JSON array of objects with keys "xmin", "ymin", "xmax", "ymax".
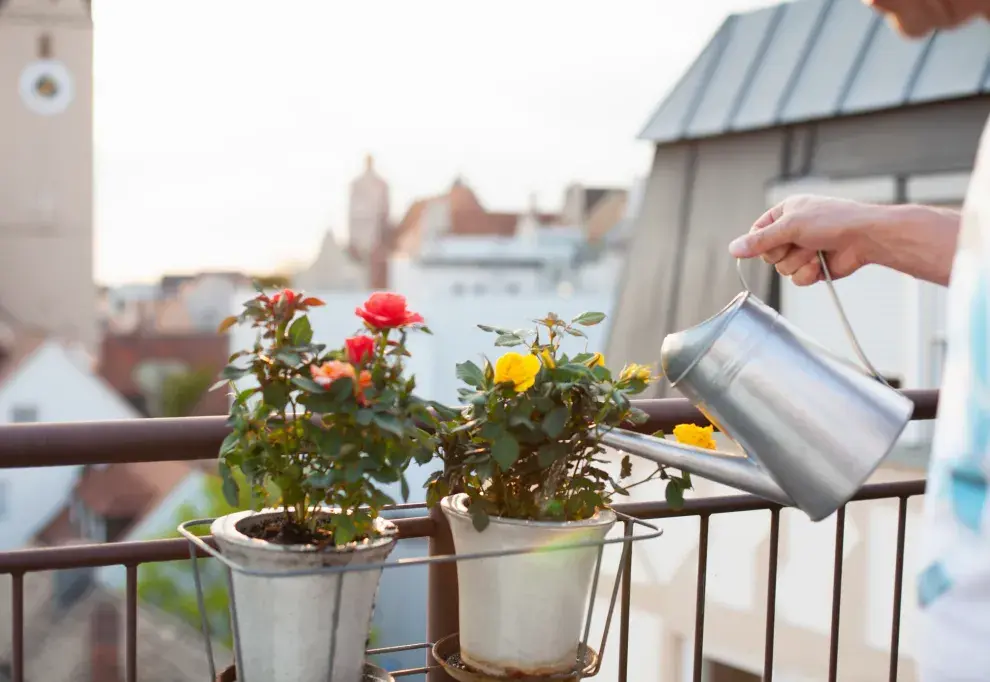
[
  {"xmin": 310, "ymin": 360, "xmax": 356, "ymax": 388},
  {"xmin": 356, "ymin": 370, "xmax": 373, "ymax": 405}
]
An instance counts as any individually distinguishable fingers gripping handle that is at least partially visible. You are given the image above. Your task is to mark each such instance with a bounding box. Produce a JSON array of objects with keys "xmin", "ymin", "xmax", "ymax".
[{"xmin": 735, "ymin": 251, "xmax": 890, "ymax": 386}]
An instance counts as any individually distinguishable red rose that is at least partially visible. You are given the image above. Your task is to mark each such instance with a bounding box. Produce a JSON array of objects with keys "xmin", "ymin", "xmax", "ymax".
[
  {"xmin": 345, "ymin": 335, "xmax": 376, "ymax": 365},
  {"xmin": 269, "ymin": 288, "xmax": 299, "ymax": 308},
  {"xmin": 355, "ymin": 293, "xmax": 424, "ymax": 329}
]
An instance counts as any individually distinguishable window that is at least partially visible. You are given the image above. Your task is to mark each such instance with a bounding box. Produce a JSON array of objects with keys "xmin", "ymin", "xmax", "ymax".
[
  {"xmin": 473, "ymin": 283, "xmax": 486, "ymax": 295},
  {"xmin": 451, "ymin": 283, "xmax": 465, "ymax": 296},
  {"xmin": 10, "ymin": 405, "xmax": 37, "ymax": 423},
  {"xmin": 0, "ymin": 480, "xmax": 7, "ymax": 521},
  {"xmin": 506, "ymin": 283, "xmax": 520, "ymax": 295}
]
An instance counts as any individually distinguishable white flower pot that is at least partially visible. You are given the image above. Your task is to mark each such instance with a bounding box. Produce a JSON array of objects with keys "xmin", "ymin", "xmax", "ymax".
[
  {"xmin": 440, "ymin": 494, "xmax": 616, "ymax": 677},
  {"xmin": 211, "ymin": 509, "xmax": 397, "ymax": 682}
]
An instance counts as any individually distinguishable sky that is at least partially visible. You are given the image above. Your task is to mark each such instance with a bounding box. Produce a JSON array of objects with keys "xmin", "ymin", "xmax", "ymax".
[{"xmin": 91, "ymin": 0, "xmax": 779, "ymax": 285}]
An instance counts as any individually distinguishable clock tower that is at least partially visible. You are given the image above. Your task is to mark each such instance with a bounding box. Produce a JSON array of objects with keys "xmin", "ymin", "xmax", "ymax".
[{"xmin": 0, "ymin": 0, "xmax": 95, "ymax": 351}]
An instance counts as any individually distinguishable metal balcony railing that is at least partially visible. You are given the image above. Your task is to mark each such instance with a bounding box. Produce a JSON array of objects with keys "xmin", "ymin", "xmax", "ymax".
[{"xmin": 0, "ymin": 389, "xmax": 939, "ymax": 682}]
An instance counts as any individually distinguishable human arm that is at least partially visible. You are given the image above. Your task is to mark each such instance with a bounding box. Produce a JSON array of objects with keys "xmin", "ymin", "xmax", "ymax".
[{"xmin": 728, "ymin": 195, "xmax": 961, "ymax": 287}]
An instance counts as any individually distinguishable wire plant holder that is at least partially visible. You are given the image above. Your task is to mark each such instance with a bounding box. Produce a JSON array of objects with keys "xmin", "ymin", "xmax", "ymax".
[{"xmin": 178, "ymin": 508, "xmax": 662, "ymax": 682}]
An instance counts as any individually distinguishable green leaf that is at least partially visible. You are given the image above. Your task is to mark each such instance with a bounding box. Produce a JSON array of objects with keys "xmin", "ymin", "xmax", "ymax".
[
  {"xmin": 456, "ymin": 361, "xmax": 486, "ymax": 388},
  {"xmin": 494, "ymin": 334, "xmax": 526, "ymax": 347},
  {"xmin": 292, "ymin": 376, "xmax": 326, "ymax": 393},
  {"xmin": 468, "ymin": 500, "xmax": 490, "ymax": 532},
  {"xmin": 620, "ymin": 454, "xmax": 632, "ymax": 479},
  {"xmin": 491, "ymin": 435, "xmax": 520, "ymax": 470},
  {"xmin": 665, "ymin": 480, "xmax": 685, "ymax": 509},
  {"xmin": 479, "ymin": 422, "xmax": 506, "ymax": 441},
  {"xmin": 571, "ymin": 311, "xmax": 606, "ymax": 326},
  {"xmin": 537, "ymin": 442, "xmax": 567, "ymax": 468},
  {"xmin": 306, "ymin": 470, "xmax": 336, "ymax": 489},
  {"xmin": 508, "ymin": 405, "xmax": 535, "ymax": 428},
  {"xmin": 400, "ymin": 474, "xmax": 410, "ymax": 502},
  {"xmin": 288, "ymin": 316, "xmax": 313, "ymax": 345},
  {"xmin": 373, "ymin": 413, "xmax": 405, "ymax": 437},
  {"xmin": 312, "ymin": 429, "xmax": 343, "ymax": 457},
  {"xmin": 478, "ymin": 324, "xmax": 510, "ymax": 334},
  {"xmin": 333, "ymin": 514, "xmax": 356, "ymax": 546},
  {"xmin": 355, "ymin": 409, "xmax": 375, "ymax": 426},
  {"xmin": 262, "ymin": 382, "xmax": 289, "ymax": 410},
  {"xmin": 274, "ymin": 350, "xmax": 303, "ymax": 366},
  {"xmin": 209, "ymin": 379, "xmax": 230, "ymax": 393},
  {"xmin": 219, "ymin": 462, "xmax": 240, "ymax": 507},
  {"xmin": 626, "ymin": 407, "xmax": 649, "ymax": 425},
  {"xmin": 219, "ymin": 432, "xmax": 240, "ymax": 457},
  {"xmin": 220, "ymin": 364, "xmax": 249, "ymax": 380},
  {"xmin": 563, "ymin": 327, "xmax": 587, "ymax": 338},
  {"xmin": 541, "ymin": 406, "xmax": 570, "ymax": 439},
  {"xmin": 328, "ymin": 377, "xmax": 355, "ymax": 403}
]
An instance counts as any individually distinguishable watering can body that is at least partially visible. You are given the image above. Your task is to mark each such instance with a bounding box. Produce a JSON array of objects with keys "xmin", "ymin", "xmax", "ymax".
[{"xmin": 601, "ymin": 291, "xmax": 914, "ymax": 522}]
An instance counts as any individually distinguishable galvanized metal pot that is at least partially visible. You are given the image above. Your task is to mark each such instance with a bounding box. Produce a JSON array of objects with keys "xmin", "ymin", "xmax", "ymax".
[
  {"xmin": 211, "ymin": 509, "xmax": 398, "ymax": 682},
  {"xmin": 440, "ymin": 494, "xmax": 615, "ymax": 677}
]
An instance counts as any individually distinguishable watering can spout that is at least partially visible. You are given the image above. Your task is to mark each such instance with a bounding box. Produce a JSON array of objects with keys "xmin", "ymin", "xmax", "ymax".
[{"xmin": 599, "ymin": 428, "xmax": 796, "ymax": 507}]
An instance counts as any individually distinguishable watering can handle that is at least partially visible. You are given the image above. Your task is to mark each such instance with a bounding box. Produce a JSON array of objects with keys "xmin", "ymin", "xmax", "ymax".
[{"xmin": 736, "ymin": 252, "xmax": 891, "ymax": 387}]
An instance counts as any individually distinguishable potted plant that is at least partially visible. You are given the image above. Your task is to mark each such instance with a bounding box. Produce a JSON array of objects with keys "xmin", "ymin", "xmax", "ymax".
[
  {"xmin": 426, "ymin": 312, "xmax": 707, "ymax": 677},
  {"xmin": 212, "ymin": 288, "xmax": 438, "ymax": 682}
]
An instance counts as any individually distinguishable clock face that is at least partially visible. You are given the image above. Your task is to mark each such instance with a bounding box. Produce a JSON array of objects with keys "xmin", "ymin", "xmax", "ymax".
[{"xmin": 19, "ymin": 60, "xmax": 75, "ymax": 116}]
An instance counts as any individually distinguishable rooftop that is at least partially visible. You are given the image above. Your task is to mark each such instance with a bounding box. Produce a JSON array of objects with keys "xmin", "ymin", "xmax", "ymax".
[{"xmin": 640, "ymin": 0, "xmax": 990, "ymax": 144}]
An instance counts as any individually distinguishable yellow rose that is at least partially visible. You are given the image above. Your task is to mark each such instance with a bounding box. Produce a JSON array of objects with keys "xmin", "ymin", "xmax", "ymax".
[
  {"xmin": 537, "ymin": 347, "xmax": 555, "ymax": 369},
  {"xmin": 494, "ymin": 352, "xmax": 541, "ymax": 392},
  {"xmin": 619, "ymin": 363, "xmax": 652, "ymax": 382},
  {"xmin": 584, "ymin": 352, "xmax": 605, "ymax": 368},
  {"xmin": 673, "ymin": 423, "xmax": 717, "ymax": 450}
]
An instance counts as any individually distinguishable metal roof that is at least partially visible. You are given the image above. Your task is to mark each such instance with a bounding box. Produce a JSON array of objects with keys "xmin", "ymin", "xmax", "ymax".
[{"xmin": 640, "ymin": 0, "xmax": 990, "ymax": 144}]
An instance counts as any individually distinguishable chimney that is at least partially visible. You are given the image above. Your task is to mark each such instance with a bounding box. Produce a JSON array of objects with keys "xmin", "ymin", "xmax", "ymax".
[{"xmin": 90, "ymin": 600, "xmax": 122, "ymax": 682}]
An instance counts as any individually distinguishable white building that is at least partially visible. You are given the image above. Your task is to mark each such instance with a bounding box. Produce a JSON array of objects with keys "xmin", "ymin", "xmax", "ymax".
[
  {"xmin": 296, "ymin": 158, "xmax": 640, "ymax": 297},
  {"xmin": 388, "ymin": 179, "xmax": 638, "ymax": 300},
  {"xmin": 0, "ymin": 335, "xmax": 140, "ymax": 550},
  {"xmin": 100, "ymin": 272, "xmax": 251, "ymax": 335}
]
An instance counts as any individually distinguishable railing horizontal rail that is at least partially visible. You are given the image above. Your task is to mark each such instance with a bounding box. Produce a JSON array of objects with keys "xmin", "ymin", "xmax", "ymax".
[
  {"xmin": 0, "ymin": 389, "xmax": 939, "ymax": 469},
  {"xmin": 0, "ymin": 388, "xmax": 938, "ymax": 682},
  {"xmin": 0, "ymin": 481, "xmax": 922, "ymax": 575},
  {"xmin": 616, "ymin": 479, "xmax": 926, "ymax": 519},
  {"xmin": 0, "ymin": 516, "xmax": 435, "ymax": 573}
]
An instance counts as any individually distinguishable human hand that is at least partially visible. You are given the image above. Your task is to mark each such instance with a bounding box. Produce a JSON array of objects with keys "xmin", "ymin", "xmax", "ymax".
[{"xmin": 728, "ymin": 195, "xmax": 885, "ymax": 286}]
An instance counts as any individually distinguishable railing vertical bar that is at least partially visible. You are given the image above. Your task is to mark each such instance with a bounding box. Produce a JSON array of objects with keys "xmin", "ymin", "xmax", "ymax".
[
  {"xmin": 126, "ymin": 564, "xmax": 138, "ymax": 682},
  {"xmin": 11, "ymin": 571, "xmax": 24, "ymax": 682},
  {"xmin": 693, "ymin": 515, "xmax": 710, "ymax": 682},
  {"xmin": 888, "ymin": 496, "xmax": 909, "ymax": 682},
  {"xmin": 427, "ymin": 504, "xmax": 458, "ymax": 682},
  {"xmin": 763, "ymin": 507, "xmax": 781, "ymax": 682},
  {"xmin": 828, "ymin": 506, "xmax": 846, "ymax": 682},
  {"xmin": 618, "ymin": 521, "xmax": 634, "ymax": 682}
]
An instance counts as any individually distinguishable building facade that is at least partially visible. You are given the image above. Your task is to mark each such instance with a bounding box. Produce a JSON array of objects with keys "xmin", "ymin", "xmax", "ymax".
[
  {"xmin": 605, "ymin": 0, "xmax": 990, "ymax": 678},
  {"xmin": 0, "ymin": 0, "xmax": 96, "ymax": 351}
]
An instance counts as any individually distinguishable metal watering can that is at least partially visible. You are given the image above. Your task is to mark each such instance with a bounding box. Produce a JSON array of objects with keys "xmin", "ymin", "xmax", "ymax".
[{"xmin": 601, "ymin": 253, "xmax": 914, "ymax": 522}]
